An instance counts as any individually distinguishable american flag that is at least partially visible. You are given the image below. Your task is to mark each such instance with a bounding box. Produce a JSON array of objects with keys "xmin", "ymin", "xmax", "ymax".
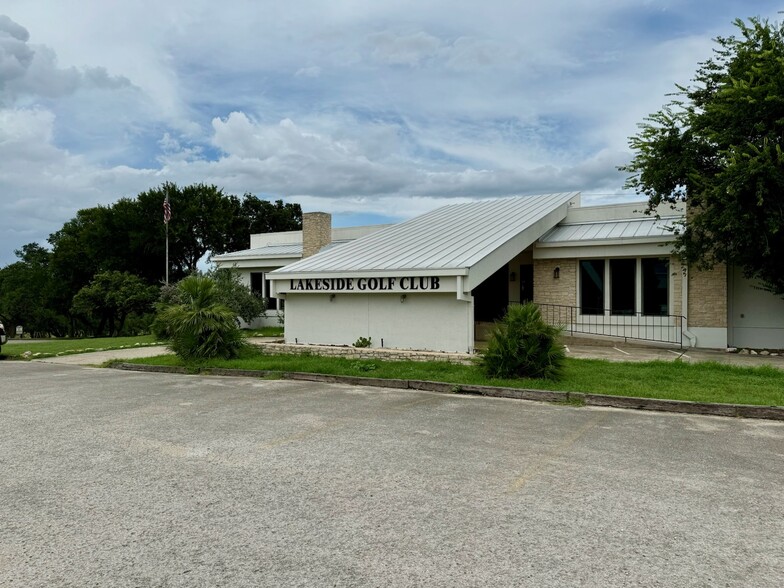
[{"xmin": 163, "ymin": 195, "xmax": 171, "ymax": 224}]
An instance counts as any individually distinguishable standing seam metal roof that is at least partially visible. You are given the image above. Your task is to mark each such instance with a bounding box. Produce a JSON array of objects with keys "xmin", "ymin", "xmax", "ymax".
[
  {"xmin": 538, "ymin": 216, "xmax": 681, "ymax": 244},
  {"xmin": 272, "ymin": 193, "xmax": 578, "ymax": 274}
]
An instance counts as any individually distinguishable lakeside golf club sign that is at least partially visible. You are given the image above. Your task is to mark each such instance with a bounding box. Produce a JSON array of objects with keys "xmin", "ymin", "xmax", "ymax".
[{"xmin": 286, "ymin": 276, "xmax": 442, "ymax": 293}]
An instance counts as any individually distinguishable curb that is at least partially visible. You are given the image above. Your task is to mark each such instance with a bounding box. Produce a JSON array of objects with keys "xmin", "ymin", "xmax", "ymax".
[{"xmin": 112, "ymin": 363, "xmax": 784, "ymax": 422}]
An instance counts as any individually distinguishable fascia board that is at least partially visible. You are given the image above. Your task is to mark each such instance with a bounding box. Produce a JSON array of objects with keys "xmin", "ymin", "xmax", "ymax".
[
  {"xmin": 268, "ymin": 268, "xmax": 469, "ymax": 280},
  {"xmin": 535, "ymin": 236, "xmax": 675, "ymax": 249},
  {"xmin": 533, "ymin": 242, "xmax": 676, "ymax": 259},
  {"xmin": 213, "ymin": 258, "xmax": 299, "ymax": 269}
]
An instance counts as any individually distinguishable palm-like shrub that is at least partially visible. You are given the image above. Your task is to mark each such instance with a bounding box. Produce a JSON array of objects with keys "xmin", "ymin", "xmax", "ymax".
[
  {"xmin": 480, "ymin": 302, "xmax": 565, "ymax": 380},
  {"xmin": 155, "ymin": 275, "xmax": 245, "ymax": 361}
]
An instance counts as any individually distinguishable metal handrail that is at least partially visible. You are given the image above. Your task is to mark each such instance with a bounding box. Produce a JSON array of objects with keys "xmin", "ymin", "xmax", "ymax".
[{"xmin": 529, "ymin": 303, "xmax": 685, "ymax": 347}]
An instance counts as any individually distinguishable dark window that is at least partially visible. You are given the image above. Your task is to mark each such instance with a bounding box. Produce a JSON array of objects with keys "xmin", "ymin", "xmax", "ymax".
[
  {"xmin": 580, "ymin": 260, "xmax": 604, "ymax": 315},
  {"xmin": 250, "ymin": 272, "xmax": 264, "ymax": 296},
  {"xmin": 642, "ymin": 258, "xmax": 669, "ymax": 316},
  {"xmin": 264, "ymin": 275, "xmax": 272, "ymax": 307},
  {"xmin": 519, "ymin": 264, "xmax": 534, "ymax": 303},
  {"xmin": 610, "ymin": 258, "xmax": 636, "ymax": 315},
  {"xmin": 472, "ymin": 265, "xmax": 510, "ymax": 322}
]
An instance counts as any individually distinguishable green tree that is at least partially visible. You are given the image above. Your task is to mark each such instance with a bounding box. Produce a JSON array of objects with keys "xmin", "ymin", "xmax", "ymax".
[
  {"xmin": 622, "ymin": 17, "xmax": 784, "ymax": 294},
  {"xmin": 206, "ymin": 267, "xmax": 267, "ymax": 324},
  {"xmin": 237, "ymin": 195, "xmax": 302, "ymax": 236},
  {"xmin": 48, "ymin": 183, "xmax": 302, "ymax": 291},
  {"xmin": 40, "ymin": 183, "xmax": 302, "ymax": 334},
  {"xmin": 137, "ymin": 183, "xmax": 241, "ymax": 276},
  {"xmin": 70, "ymin": 271, "xmax": 158, "ymax": 336},
  {"xmin": 154, "ymin": 275, "xmax": 246, "ymax": 361},
  {"xmin": 0, "ymin": 244, "xmax": 66, "ymax": 336}
]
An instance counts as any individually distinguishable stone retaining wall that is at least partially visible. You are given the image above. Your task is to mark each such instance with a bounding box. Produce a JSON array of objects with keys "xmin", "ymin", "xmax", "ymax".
[{"xmin": 253, "ymin": 341, "xmax": 474, "ymax": 365}]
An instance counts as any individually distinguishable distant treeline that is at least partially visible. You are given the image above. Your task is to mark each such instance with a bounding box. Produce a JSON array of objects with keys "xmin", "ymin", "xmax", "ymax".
[{"xmin": 0, "ymin": 183, "xmax": 301, "ymax": 337}]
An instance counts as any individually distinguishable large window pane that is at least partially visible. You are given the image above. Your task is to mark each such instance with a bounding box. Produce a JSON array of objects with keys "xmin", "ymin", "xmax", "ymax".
[
  {"xmin": 610, "ymin": 258, "xmax": 636, "ymax": 315},
  {"xmin": 580, "ymin": 260, "xmax": 604, "ymax": 315},
  {"xmin": 642, "ymin": 258, "xmax": 669, "ymax": 316},
  {"xmin": 250, "ymin": 272, "xmax": 264, "ymax": 296}
]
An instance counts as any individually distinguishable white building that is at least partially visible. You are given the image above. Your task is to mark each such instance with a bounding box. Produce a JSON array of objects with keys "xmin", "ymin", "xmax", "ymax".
[{"xmin": 214, "ymin": 193, "xmax": 784, "ymax": 352}]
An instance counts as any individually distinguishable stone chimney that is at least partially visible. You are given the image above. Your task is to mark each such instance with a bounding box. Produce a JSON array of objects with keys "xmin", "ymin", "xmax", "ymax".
[{"xmin": 302, "ymin": 212, "xmax": 332, "ymax": 258}]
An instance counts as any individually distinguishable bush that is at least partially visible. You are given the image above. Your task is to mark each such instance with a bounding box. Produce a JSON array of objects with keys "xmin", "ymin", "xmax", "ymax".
[
  {"xmin": 154, "ymin": 275, "xmax": 246, "ymax": 361},
  {"xmin": 480, "ymin": 303, "xmax": 565, "ymax": 380}
]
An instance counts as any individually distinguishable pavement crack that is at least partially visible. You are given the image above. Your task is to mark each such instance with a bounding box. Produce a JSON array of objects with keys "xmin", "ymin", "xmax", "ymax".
[{"xmin": 506, "ymin": 412, "xmax": 608, "ymax": 495}]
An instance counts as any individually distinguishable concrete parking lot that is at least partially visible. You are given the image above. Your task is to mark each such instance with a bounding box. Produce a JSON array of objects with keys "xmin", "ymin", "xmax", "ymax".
[{"xmin": 2, "ymin": 362, "xmax": 783, "ymax": 587}]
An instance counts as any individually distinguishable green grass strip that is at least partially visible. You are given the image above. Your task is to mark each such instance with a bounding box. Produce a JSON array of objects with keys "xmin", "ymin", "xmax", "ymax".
[
  {"xmin": 242, "ymin": 327, "xmax": 284, "ymax": 337},
  {"xmin": 123, "ymin": 348, "xmax": 784, "ymax": 407}
]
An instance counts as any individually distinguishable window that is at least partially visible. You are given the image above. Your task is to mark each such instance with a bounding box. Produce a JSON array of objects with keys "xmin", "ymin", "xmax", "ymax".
[
  {"xmin": 250, "ymin": 272, "xmax": 264, "ymax": 296},
  {"xmin": 610, "ymin": 258, "xmax": 636, "ymax": 315},
  {"xmin": 579, "ymin": 257, "xmax": 670, "ymax": 317},
  {"xmin": 642, "ymin": 258, "xmax": 669, "ymax": 316},
  {"xmin": 579, "ymin": 260, "xmax": 604, "ymax": 315}
]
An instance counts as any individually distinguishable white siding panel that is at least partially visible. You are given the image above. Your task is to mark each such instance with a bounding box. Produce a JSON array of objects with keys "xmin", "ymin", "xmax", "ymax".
[
  {"xmin": 284, "ymin": 293, "xmax": 472, "ymax": 353},
  {"xmin": 729, "ymin": 266, "xmax": 784, "ymax": 348}
]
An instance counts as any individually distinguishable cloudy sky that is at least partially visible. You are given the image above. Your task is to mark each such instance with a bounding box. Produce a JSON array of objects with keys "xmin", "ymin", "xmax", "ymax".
[{"xmin": 0, "ymin": 1, "xmax": 780, "ymax": 266}]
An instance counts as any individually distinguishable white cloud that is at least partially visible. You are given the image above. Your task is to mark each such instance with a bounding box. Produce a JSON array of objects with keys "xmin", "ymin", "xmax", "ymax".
[
  {"xmin": 368, "ymin": 31, "xmax": 442, "ymax": 66},
  {"xmin": 0, "ymin": 15, "xmax": 132, "ymax": 105},
  {"xmin": 0, "ymin": 107, "xmax": 159, "ymax": 260},
  {"xmin": 0, "ymin": 0, "xmax": 771, "ymax": 266},
  {"xmin": 295, "ymin": 66, "xmax": 322, "ymax": 78}
]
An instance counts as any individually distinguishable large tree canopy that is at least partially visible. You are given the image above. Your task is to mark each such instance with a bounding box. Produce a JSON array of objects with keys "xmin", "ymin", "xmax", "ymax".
[
  {"xmin": 48, "ymin": 183, "xmax": 302, "ymax": 287},
  {"xmin": 0, "ymin": 244, "xmax": 66, "ymax": 336},
  {"xmin": 1, "ymin": 183, "xmax": 301, "ymax": 336},
  {"xmin": 622, "ymin": 17, "xmax": 784, "ymax": 295},
  {"xmin": 70, "ymin": 271, "xmax": 159, "ymax": 337}
]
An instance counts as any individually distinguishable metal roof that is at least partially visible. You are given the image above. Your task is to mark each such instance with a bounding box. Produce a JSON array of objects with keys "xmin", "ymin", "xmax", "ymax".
[
  {"xmin": 538, "ymin": 216, "xmax": 681, "ymax": 245},
  {"xmin": 272, "ymin": 193, "xmax": 578, "ymax": 275},
  {"xmin": 213, "ymin": 243, "xmax": 302, "ymax": 261}
]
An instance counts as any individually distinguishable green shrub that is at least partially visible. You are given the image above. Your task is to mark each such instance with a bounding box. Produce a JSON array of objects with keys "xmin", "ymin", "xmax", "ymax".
[
  {"xmin": 353, "ymin": 336, "xmax": 372, "ymax": 348},
  {"xmin": 480, "ymin": 303, "xmax": 565, "ymax": 380},
  {"xmin": 154, "ymin": 275, "xmax": 246, "ymax": 361}
]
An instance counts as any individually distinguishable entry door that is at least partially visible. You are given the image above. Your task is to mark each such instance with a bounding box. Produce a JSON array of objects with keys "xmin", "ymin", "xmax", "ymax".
[
  {"xmin": 729, "ymin": 266, "xmax": 784, "ymax": 348},
  {"xmin": 520, "ymin": 264, "xmax": 534, "ymax": 303}
]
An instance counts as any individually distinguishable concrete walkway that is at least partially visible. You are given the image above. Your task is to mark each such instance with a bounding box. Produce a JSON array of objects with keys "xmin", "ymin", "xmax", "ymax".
[
  {"xmin": 561, "ymin": 339, "xmax": 784, "ymax": 369},
  {"xmin": 33, "ymin": 345, "xmax": 173, "ymax": 365}
]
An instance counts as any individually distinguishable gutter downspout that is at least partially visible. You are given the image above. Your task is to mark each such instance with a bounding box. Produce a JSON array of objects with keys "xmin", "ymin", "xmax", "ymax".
[
  {"xmin": 456, "ymin": 275, "xmax": 472, "ymax": 302},
  {"xmin": 456, "ymin": 275, "xmax": 474, "ymax": 353}
]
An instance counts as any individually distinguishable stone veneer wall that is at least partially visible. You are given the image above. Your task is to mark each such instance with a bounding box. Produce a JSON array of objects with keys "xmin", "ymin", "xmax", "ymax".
[
  {"xmin": 255, "ymin": 342, "xmax": 474, "ymax": 364},
  {"xmin": 688, "ymin": 264, "xmax": 727, "ymax": 328},
  {"xmin": 533, "ymin": 259, "xmax": 577, "ymax": 307},
  {"xmin": 302, "ymin": 212, "xmax": 332, "ymax": 258},
  {"xmin": 670, "ymin": 257, "xmax": 683, "ymax": 317}
]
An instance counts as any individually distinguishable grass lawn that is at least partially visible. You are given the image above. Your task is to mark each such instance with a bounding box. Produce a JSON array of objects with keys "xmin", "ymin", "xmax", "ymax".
[
  {"xmin": 243, "ymin": 326, "xmax": 284, "ymax": 337},
  {"xmin": 1, "ymin": 335, "xmax": 163, "ymax": 360},
  {"xmin": 124, "ymin": 347, "xmax": 784, "ymax": 407}
]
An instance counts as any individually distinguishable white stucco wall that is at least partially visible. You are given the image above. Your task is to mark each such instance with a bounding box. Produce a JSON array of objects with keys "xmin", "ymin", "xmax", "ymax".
[
  {"xmin": 688, "ymin": 327, "xmax": 729, "ymax": 349},
  {"xmin": 283, "ymin": 292, "xmax": 474, "ymax": 353}
]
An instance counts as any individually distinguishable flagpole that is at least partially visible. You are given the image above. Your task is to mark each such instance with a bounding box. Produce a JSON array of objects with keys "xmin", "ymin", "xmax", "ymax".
[
  {"xmin": 165, "ymin": 221, "xmax": 169, "ymax": 285},
  {"xmin": 163, "ymin": 194, "xmax": 171, "ymax": 285}
]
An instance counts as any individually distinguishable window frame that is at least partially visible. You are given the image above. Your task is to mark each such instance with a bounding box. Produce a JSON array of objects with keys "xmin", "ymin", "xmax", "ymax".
[{"xmin": 577, "ymin": 257, "xmax": 671, "ymax": 318}]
